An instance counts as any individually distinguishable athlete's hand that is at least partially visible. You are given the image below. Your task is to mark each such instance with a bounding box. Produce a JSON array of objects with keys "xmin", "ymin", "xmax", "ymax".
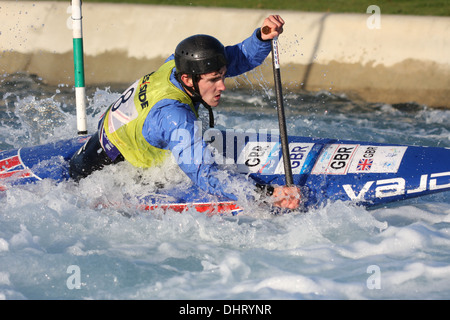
[
  {"xmin": 260, "ymin": 15, "xmax": 285, "ymax": 40},
  {"xmin": 272, "ymin": 185, "xmax": 301, "ymax": 210}
]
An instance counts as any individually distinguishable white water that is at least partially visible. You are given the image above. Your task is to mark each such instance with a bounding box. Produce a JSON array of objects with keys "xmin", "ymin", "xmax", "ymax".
[{"xmin": 1, "ymin": 73, "xmax": 450, "ymax": 300}]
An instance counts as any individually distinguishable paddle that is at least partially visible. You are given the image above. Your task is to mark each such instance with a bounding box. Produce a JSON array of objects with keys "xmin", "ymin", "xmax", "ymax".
[{"xmin": 263, "ymin": 26, "xmax": 294, "ymax": 186}]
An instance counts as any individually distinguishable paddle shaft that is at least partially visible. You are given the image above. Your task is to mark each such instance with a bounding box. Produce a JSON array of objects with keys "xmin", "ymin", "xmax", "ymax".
[{"xmin": 264, "ymin": 27, "xmax": 294, "ymax": 186}]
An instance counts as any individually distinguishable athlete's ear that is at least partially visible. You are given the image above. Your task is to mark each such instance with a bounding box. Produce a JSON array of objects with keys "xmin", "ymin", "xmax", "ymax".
[{"xmin": 180, "ymin": 74, "xmax": 194, "ymax": 88}]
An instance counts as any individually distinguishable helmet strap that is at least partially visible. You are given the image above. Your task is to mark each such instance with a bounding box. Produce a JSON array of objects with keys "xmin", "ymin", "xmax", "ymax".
[
  {"xmin": 177, "ymin": 73, "xmax": 215, "ymax": 128},
  {"xmin": 203, "ymin": 103, "xmax": 215, "ymax": 128}
]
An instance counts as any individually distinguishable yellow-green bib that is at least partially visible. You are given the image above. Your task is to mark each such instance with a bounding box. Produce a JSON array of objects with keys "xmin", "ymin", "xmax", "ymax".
[{"xmin": 103, "ymin": 60, "xmax": 197, "ymax": 167}]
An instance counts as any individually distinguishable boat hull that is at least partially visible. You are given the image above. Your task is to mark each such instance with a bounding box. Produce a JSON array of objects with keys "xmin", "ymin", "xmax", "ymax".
[{"xmin": 1, "ymin": 131, "xmax": 449, "ymax": 212}]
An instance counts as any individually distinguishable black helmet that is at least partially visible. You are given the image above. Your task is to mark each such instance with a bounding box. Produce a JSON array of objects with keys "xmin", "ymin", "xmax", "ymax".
[{"xmin": 175, "ymin": 34, "xmax": 227, "ymax": 75}]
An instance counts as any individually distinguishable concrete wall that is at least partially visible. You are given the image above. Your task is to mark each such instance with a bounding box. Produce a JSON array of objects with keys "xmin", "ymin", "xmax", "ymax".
[{"xmin": 1, "ymin": 1, "xmax": 449, "ymax": 108}]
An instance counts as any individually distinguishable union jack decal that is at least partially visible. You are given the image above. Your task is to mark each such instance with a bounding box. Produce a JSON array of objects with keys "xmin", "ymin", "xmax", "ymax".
[
  {"xmin": 0, "ymin": 154, "xmax": 33, "ymax": 190},
  {"xmin": 357, "ymin": 158, "xmax": 373, "ymax": 171}
]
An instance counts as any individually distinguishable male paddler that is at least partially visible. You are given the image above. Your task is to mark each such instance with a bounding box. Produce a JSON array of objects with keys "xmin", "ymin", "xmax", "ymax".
[{"xmin": 69, "ymin": 15, "xmax": 301, "ymax": 210}]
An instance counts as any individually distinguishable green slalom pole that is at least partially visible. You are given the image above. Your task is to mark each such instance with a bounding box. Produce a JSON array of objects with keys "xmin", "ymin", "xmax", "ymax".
[
  {"xmin": 263, "ymin": 26, "xmax": 294, "ymax": 187},
  {"xmin": 72, "ymin": 0, "xmax": 88, "ymax": 135}
]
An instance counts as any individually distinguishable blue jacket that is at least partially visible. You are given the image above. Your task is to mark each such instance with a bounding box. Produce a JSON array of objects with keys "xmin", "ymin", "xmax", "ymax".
[{"xmin": 141, "ymin": 29, "xmax": 272, "ymax": 200}]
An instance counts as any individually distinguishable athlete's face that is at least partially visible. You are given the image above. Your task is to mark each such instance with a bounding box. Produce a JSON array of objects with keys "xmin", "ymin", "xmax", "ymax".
[
  {"xmin": 182, "ymin": 67, "xmax": 227, "ymax": 107},
  {"xmin": 197, "ymin": 66, "xmax": 227, "ymax": 107}
]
